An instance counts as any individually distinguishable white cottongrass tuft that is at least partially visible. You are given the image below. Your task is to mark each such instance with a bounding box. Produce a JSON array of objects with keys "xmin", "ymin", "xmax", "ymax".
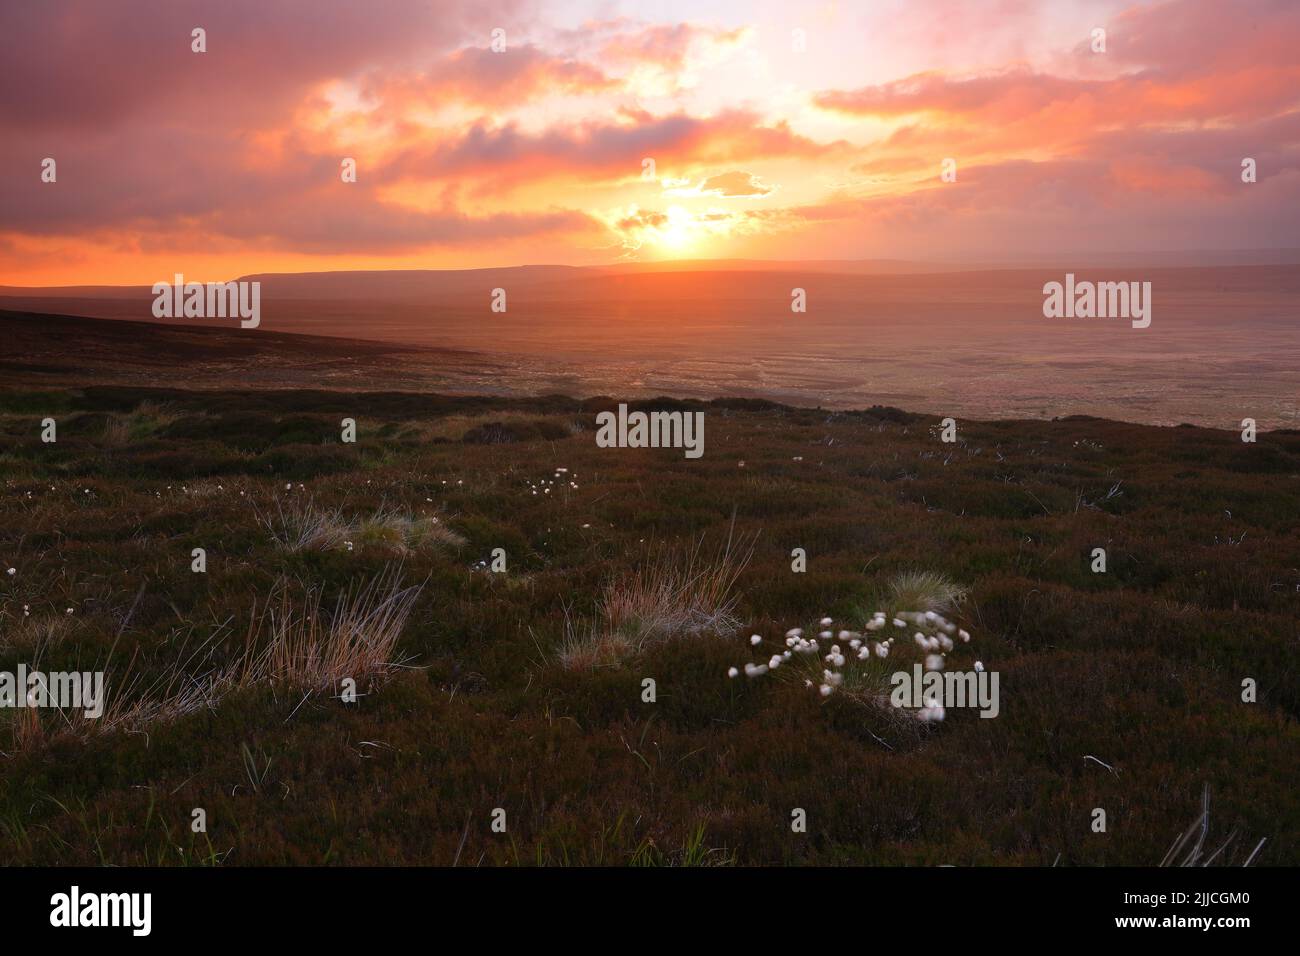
[{"xmin": 726, "ymin": 588, "xmax": 977, "ymax": 723}]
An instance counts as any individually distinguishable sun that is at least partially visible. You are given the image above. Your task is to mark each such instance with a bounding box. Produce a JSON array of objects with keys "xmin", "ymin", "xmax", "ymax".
[
  {"xmin": 606, "ymin": 202, "xmax": 728, "ymax": 258},
  {"xmin": 654, "ymin": 205, "xmax": 699, "ymax": 252}
]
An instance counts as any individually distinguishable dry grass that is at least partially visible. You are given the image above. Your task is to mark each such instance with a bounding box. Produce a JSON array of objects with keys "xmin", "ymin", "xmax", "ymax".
[
  {"xmin": 102, "ymin": 401, "xmax": 181, "ymax": 445},
  {"xmin": 4, "ymin": 623, "xmax": 224, "ymax": 755},
  {"xmin": 263, "ymin": 501, "xmax": 463, "ymax": 555},
  {"xmin": 100, "ymin": 416, "xmax": 130, "ymax": 446},
  {"xmin": 10, "ymin": 702, "xmax": 44, "ymax": 753},
  {"xmin": 234, "ymin": 568, "xmax": 421, "ymax": 693},
  {"xmin": 4, "ymin": 571, "xmax": 421, "ymax": 754},
  {"xmin": 603, "ymin": 533, "xmax": 752, "ymax": 643},
  {"xmin": 556, "ymin": 626, "xmax": 633, "ymax": 671},
  {"xmin": 261, "ymin": 498, "xmax": 349, "ymax": 552},
  {"xmin": 0, "ymin": 615, "xmax": 75, "ymax": 653},
  {"xmin": 889, "ymin": 570, "xmax": 968, "ymax": 614},
  {"xmin": 351, "ymin": 510, "xmax": 466, "ymax": 555},
  {"xmin": 559, "ymin": 531, "xmax": 753, "ymax": 669},
  {"xmin": 1161, "ymin": 785, "xmax": 1267, "ymax": 867}
]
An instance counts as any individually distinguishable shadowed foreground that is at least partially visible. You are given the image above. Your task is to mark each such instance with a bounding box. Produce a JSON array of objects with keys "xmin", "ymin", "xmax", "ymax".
[{"xmin": 0, "ymin": 376, "xmax": 1296, "ymax": 865}]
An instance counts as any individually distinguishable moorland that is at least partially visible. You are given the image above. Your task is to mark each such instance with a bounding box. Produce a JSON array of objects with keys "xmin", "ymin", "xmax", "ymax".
[{"xmin": 0, "ymin": 310, "xmax": 1296, "ymax": 865}]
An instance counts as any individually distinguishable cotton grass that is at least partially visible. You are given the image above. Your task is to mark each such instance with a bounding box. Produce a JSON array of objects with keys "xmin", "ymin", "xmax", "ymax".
[{"xmin": 727, "ymin": 573, "xmax": 978, "ymax": 723}]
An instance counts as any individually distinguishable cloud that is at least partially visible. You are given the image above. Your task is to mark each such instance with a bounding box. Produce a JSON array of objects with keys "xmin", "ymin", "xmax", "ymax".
[
  {"xmin": 377, "ymin": 111, "xmax": 840, "ymax": 186},
  {"xmin": 0, "ymin": 0, "xmax": 1296, "ymax": 277},
  {"xmin": 361, "ymin": 44, "xmax": 615, "ymax": 110},
  {"xmin": 696, "ymin": 172, "xmax": 774, "ymax": 197},
  {"xmin": 596, "ymin": 22, "xmax": 749, "ymax": 72},
  {"xmin": 0, "ymin": 0, "xmax": 522, "ymax": 131},
  {"xmin": 807, "ymin": 0, "xmax": 1300, "ymax": 228},
  {"xmin": 814, "ymin": 0, "xmax": 1300, "ymax": 132}
]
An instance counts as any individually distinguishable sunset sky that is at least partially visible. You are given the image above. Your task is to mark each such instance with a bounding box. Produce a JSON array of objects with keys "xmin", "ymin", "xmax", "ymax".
[{"xmin": 2, "ymin": 0, "xmax": 1297, "ymax": 285}]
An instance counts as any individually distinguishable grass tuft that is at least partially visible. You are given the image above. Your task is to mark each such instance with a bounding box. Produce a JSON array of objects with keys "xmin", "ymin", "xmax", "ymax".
[
  {"xmin": 889, "ymin": 570, "xmax": 968, "ymax": 613},
  {"xmin": 235, "ymin": 568, "xmax": 421, "ymax": 693},
  {"xmin": 260, "ymin": 498, "xmax": 349, "ymax": 552},
  {"xmin": 559, "ymin": 531, "xmax": 753, "ymax": 669}
]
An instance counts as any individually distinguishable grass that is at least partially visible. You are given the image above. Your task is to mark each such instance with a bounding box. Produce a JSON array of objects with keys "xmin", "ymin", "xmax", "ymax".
[
  {"xmin": 728, "ymin": 580, "xmax": 978, "ymax": 727},
  {"xmin": 262, "ymin": 501, "xmax": 465, "ymax": 556},
  {"xmin": 888, "ymin": 570, "xmax": 968, "ymax": 614},
  {"xmin": 2, "ymin": 570, "xmax": 420, "ymax": 755},
  {"xmin": 558, "ymin": 531, "xmax": 753, "ymax": 669},
  {"xmin": 1161, "ymin": 785, "xmax": 1267, "ymax": 867},
  {"xmin": 350, "ymin": 510, "xmax": 466, "ymax": 555},
  {"xmin": 101, "ymin": 401, "xmax": 181, "ymax": 446},
  {"xmin": 261, "ymin": 498, "xmax": 348, "ymax": 552},
  {"xmin": 0, "ymin": 383, "xmax": 1296, "ymax": 864},
  {"xmin": 234, "ymin": 568, "xmax": 422, "ymax": 693}
]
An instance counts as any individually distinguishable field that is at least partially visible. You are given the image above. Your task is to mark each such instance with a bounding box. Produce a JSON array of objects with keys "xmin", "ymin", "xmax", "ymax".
[
  {"xmin": 1, "ymin": 315, "xmax": 1297, "ymax": 865},
  {"xmin": 6, "ymin": 262, "xmax": 1300, "ymax": 428}
]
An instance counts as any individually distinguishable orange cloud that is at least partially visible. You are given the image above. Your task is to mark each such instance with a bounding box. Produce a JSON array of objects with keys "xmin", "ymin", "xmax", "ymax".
[
  {"xmin": 0, "ymin": 0, "xmax": 1296, "ymax": 282},
  {"xmin": 362, "ymin": 44, "xmax": 615, "ymax": 110}
]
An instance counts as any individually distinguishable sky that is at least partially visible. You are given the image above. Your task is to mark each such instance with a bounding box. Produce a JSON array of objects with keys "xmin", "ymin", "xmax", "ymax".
[{"xmin": 1, "ymin": 0, "xmax": 1297, "ymax": 285}]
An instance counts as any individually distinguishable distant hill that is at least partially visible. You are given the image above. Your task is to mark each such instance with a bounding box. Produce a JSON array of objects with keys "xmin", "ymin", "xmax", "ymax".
[
  {"xmin": 4, "ymin": 248, "xmax": 1298, "ymax": 303},
  {"xmin": 0, "ymin": 308, "xmax": 503, "ymax": 394}
]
